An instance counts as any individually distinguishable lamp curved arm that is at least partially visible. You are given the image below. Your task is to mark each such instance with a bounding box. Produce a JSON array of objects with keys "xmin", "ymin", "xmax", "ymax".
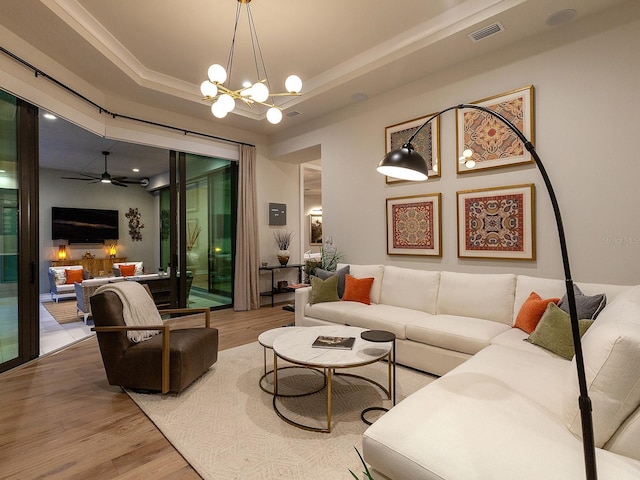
[{"xmin": 397, "ymin": 103, "xmax": 597, "ymax": 480}]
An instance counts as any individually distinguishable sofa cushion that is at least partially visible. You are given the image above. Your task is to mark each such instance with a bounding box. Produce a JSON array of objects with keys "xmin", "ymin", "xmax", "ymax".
[
  {"xmin": 491, "ymin": 328, "xmax": 561, "ymax": 357},
  {"xmin": 119, "ymin": 264, "xmax": 136, "ymax": 277},
  {"xmin": 304, "ymin": 300, "xmax": 366, "ymax": 325},
  {"xmin": 380, "ymin": 266, "xmax": 439, "ymax": 314},
  {"xmin": 65, "ymin": 268, "xmax": 84, "ymax": 284},
  {"xmin": 344, "ymin": 304, "xmax": 430, "ymax": 340},
  {"xmin": 342, "ymin": 274, "xmax": 374, "ymax": 305},
  {"xmin": 50, "ymin": 265, "xmax": 82, "ymax": 285},
  {"xmin": 514, "ymin": 292, "xmax": 560, "ymax": 334},
  {"xmin": 406, "ymin": 314, "xmax": 510, "ymax": 355},
  {"xmin": 437, "ymin": 271, "xmax": 516, "ymax": 325},
  {"xmin": 314, "ymin": 265, "xmax": 350, "ymax": 298},
  {"xmin": 526, "ymin": 303, "xmax": 594, "ymax": 360},
  {"xmin": 309, "ymin": 275, "xmax": 339, "ymax": 304},
  {"xmin": 114, "ymin": 261, "xmax": 144, "ymax": 276},
  {"xmin": 564, "ymin": 285, "xmax": 640, "ymax": 447},
  {"xmin": 558, "ymin": 284, "xmax": 606, "ymax": 320},
  {"xmin": 339, "ymin": 264, "xmax": 384, "ymax": 304}
]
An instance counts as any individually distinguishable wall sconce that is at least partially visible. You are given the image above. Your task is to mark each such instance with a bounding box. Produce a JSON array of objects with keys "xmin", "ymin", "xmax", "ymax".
[
  {"xmin": 57, "ymin": 245, "xmax": 67, "ymax": 260},
  {"xmin": 108, "ymin": 243, "xmax": 117, "ymax": 258}
]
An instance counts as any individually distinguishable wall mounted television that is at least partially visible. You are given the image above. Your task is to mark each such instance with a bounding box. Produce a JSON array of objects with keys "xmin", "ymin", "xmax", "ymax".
[{"xmin": 52, "ymin": 207, "xmax": 119, "ymax": 244}]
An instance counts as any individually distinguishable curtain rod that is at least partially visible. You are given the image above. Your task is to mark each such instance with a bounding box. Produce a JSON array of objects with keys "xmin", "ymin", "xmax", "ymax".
[{"xmin": 0, "ymin": 45, "xmax": 255, "ymax": 148}]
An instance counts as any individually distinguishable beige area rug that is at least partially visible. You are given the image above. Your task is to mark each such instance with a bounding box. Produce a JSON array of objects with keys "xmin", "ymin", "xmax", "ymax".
[
  {"xmin": 42, "ymin": 299, "xmax": 81, "ymax": 324},
  {"xmin": 127, "ymin": 341, "xmax": 435, "ymax": 480}
]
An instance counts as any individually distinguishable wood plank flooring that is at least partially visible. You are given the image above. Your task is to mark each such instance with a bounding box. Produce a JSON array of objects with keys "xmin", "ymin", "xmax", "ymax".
[{"xmin": 0, "ymin": 305, "xmax": 294, "ymax": 479}]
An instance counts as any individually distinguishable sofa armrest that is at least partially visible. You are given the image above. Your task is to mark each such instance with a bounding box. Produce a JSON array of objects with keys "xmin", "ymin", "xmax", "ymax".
[
  {"xmin": 48, "ymin": 270, "xmax": 58, "ymax": 293},
  {"xmin": 294, "ymin": 286, "xmax": 312, "ymax": 326}
]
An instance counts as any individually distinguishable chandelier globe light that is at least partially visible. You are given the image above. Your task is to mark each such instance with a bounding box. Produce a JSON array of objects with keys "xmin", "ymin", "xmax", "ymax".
[{"xmin": 200, "ymin": 0, "xmax": 302, "ymax": 125}]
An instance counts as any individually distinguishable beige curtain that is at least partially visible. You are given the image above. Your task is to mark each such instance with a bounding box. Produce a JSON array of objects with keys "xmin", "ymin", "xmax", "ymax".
[{"xmin": 234, "ymin": 144, "xmax": 260, "ymax": 310}]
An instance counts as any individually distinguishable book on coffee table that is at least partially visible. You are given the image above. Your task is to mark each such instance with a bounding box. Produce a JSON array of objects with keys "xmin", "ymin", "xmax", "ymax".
[{"xmin": 312, "ymin": 335, "xmax": 356, "ymax": 350}]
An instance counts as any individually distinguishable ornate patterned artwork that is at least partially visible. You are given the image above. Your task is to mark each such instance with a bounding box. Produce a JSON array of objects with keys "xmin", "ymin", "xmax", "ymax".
[
  {"xmin": 386, "ymin": 193, "xmax": 441, "ymax": 256},
  {"xmin": 457, "ymin": 85, "xmax": 534, "ymax": 173},
  {"xmin": 385, "ymin": 114, "xmax": 440, "ymax": 183},
  {"xmin": 457, "ymin": 184, "xmax": 535, "ymax": 260}
]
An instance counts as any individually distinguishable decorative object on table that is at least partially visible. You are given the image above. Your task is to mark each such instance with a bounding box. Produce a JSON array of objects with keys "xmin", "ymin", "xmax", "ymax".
[
  {"xmin": 385, "ymin": 113, "xmax": 440, "ymax": 183},
  {"xmin": 273, "ymin": 229, "xmax": 293, "ymax": 266},
  {"xmin": 456, "ymin": 85, "xmax": 534, "ymax": 173},
  {"xmin": 304, "ymin": 238, "xmax": 344, "ymax": 280},
  {"xmin": 57, "ymin": 244, "xmax": 67, "ymax": 260},
  {"xmin": 457, "ymin": 183, "xmax": 535, "ymax": 260},
  {"xmin": 199, "ymin": 0, "xmax": 302, "ymax": 125},
  {"xmin": 377, "ymin": 102, "xmax": 597, "ymax": 480},
  {"xmin": 108, "ymin": 243, "xmax": 117, "ymax": 258},
  {"xmin": 386, "ymin": 193, "xmax": 441, "ymax": 256},
  {"xmin": 261, "ymin": 260, "xmax": 268, "ymax": 267},
  {"xmin": 82, "ymin": 251, "xmax": 95, "ymax": 259},
  {"xmin": 125, "ymin": 207, "xmax": 144, "ymax": 241},
  {"xmin": 312, "ymin": 335, "xmax": 356, "ymax": 350},
  {"xmin": 310, "ymin": 214, "xmax": 322, "ymax": 245}
]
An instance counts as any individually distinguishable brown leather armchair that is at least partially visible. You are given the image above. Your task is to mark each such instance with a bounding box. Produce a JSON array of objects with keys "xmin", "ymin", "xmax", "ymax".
[{"xmin": 90, "ymin": 289, "xmax": 218, "ymax": 393}]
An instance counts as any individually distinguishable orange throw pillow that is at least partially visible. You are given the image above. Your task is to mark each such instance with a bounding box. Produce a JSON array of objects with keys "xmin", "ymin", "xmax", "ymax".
[
  {"xmin": 65, "ymin": 268, "xmax": 84, "ymax": 284},
  {"xmin": 515, "ymin": 292, "xmax": 560, "ymax": 333},
  {"xmin": 119, "ymin": 264, "xmax": 136, "ymax": 277},
  {"xmin": 342, "ymin": 274, "xmax": 375, "ymax": 305}
]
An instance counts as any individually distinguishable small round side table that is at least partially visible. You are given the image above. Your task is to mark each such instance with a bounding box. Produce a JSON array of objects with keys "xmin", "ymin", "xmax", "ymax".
[{"xmin": 360, "ymin": 329, "xmax": 396, "ymax": 425}]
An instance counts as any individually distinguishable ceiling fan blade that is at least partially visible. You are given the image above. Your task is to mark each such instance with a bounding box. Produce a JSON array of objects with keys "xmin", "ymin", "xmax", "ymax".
[
  {"xmin": 61, "ymin": 176, "xmax": 94, "ymax": 181},
  {"xmin": 111, "ymin": 180, "xmax": 129, "ymax": 187}
]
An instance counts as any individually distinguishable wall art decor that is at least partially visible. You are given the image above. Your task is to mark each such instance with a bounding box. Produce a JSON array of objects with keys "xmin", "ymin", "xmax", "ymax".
[
  {"xmin": 457, "ymin": 184, "xmax": 535, "ymax": 260},
  {"xmin": 310, "ymin": 214, "xmax": 322, "ymax": 245},
  {"xmin": 386, "ymin": 193, "xmax": 441, "ymax": 256},
  {"xmin": 385, "ymin": 114, "xmax": 440, "ymax": 183},
  {"xmin": 125, "ymin": 207, "xmax": 144, "ymax": 242},
  {"xmin": 456, "ymin": 85, "xmax": 534, "ymax": 173}
]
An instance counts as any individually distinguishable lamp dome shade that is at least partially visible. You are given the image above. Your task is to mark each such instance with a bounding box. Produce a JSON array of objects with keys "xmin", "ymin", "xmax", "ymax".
[
  {"xmin": 211, "ymin": 101, "xmax": 228, "ymax": 118},
  {"xmin": 200, "ymin": 80, "xmax": 218, "ymax": 98},
  {"xmin": 207, "ymin": 64, "xmax": 227, "ymax": 84},
  {"xmin": 377, "ymin": 144, "xmax": 429, "ymax": 181},
  {"xmin": 285, "ymin": 75, "xmax": 302, "ymax": 93},
  {"xmin": 251, "ymin": 82, "xmax": 270, "ymax": 102},
  {"xmin": 266, "ymin": 107, "xmax": 283, "ymax": 124}
]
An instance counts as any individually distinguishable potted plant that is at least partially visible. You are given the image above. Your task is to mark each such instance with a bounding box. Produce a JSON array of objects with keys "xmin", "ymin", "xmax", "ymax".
[{"xmin": 274, "ymin": 230, "xmax": 294, "ymax": 266}]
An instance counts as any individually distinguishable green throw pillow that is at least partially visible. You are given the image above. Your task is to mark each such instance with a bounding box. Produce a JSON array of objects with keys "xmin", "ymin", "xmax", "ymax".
[
  {"xmin": 315, "ymin": 265, "xmax": 350, "ymax": 298},
  {"xmin": 526, "ymin": 303, "xmax": 594, "ymax": 360},
  {"xmin": 310, "ymin": 275, "xmax": 340, "ymax": 304}
]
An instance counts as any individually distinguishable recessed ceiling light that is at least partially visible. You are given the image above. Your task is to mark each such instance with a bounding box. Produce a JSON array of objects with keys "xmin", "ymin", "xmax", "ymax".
[
  {"xmin": 43, "ymin": 113, "xmax": 56, "ymax": 120},
  {"xmin": 132, "ymin": 168, "xmax": 140, "ymax": 172}
]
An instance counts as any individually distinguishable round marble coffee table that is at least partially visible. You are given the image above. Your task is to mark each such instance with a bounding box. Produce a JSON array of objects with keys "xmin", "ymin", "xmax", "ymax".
[
  {"xmin": 272, "ymin": 325, "xmax": 391, "ymax": 433},
  {"xmin": 257, "ymin": 326, "xmax": 326, "ymax": 396}
]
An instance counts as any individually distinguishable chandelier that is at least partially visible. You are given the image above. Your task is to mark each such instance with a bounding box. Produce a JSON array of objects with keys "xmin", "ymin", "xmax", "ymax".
[{"xmin": 200, "ymin": 0, "xmax": 302, "ymax": 125}]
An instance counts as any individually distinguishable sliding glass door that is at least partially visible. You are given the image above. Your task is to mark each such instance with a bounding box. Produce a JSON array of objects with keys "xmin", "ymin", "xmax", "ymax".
[
  {"xmin": 0, "ymin": 90, "xmax": 39, "ymax": 373},
  {"xmin": 160, "ymin": 152, "xmax": 237, "ymax": 309}
]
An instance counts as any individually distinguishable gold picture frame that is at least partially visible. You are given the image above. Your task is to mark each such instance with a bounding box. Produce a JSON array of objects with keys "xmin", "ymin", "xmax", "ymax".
[
  {"xmin": 386, "ymin": 193, "xmax": 442, "ymax": 256},
  {"xmin": 457, "ymin": 183, "xmax": 535, "ymax": 260},
  {"xmin": 456, "ymin": 85, "xmax": 535, "ymax": 174},
  {"xmin": 385, "ymin": 114, "xmax": 440, "ymax": 184}
]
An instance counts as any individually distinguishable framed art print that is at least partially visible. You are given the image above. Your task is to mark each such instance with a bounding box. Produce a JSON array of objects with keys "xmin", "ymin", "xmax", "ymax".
[
  {"xmin": 310, "ymin": 214, "xmax": 322, "ymax": 245},
  {"xmin": 386, "ymin": 193, "xmax": 441, "ymax": 256},
  {"xmin": 385, "ymin": 114, "xmax": 440, "ymax": 184},
  {"xmin": 457, "ymin": 184, "xmax": 535, "ymax": 260},
  {"xmin": 456, "ymin": 85, "xmax": 534, "ymax": 173}
]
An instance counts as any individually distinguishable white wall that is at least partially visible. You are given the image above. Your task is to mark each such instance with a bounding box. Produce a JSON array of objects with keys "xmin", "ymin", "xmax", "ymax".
[
  {"xmin": 269, "ymin": 4, "xmax": 640, "ymax": 286},
  {"xmin": 40, "ymin": 168, "xmax": 159, "ymax": 292}
]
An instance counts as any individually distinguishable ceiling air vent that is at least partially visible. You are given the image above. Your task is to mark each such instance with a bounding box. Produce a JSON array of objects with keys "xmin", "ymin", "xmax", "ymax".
[
  {"xmin": 286, "ymin": 111, "xmax": 301, "ymax": 118},
  {"xmin": 468, "ymin": 22, "xmax": 504, "ymax": 42}
]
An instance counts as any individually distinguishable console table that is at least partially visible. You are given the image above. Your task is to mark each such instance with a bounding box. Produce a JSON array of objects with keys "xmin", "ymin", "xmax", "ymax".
[
  {"xmin": 259, "ymin": 264, "xmax": 304, "ymax": 307},
  {"xmin": 51, "ymin": 257, "xmax": 127, "ymax": 278}
]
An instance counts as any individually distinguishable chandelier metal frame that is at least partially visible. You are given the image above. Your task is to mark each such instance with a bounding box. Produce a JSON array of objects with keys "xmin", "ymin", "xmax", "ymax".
[{"xmin": 200, "ymin": 0, "xmax": 302, "ymax": 124}]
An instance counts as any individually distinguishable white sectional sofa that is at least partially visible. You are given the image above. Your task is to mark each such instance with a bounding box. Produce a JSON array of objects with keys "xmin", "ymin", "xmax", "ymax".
[{"xmin": 294, "ymin": 264, "xmax": 640, "ymax": 479}]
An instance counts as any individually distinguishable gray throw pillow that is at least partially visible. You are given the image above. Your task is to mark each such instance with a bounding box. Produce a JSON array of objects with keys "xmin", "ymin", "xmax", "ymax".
[
  {"xmin": 315, "ymin": 265, "xmax": 350, "ymax": 298},
  {"xmin": 310, "ymin": 275, "xmax": 340, "ymax": 304},
  {"xmin": 526, "ymin": 303, "xmax": 594, "ymax": 360},
  {"xmin": 558, "ymin": 284, "xmax": 606, "ymax": 320}
]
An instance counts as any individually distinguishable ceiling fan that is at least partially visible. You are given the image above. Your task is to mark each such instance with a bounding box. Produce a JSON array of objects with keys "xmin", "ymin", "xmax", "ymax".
[{"xmin": 61, "ymin": 151, "xmax": 149, "ymax": 188}]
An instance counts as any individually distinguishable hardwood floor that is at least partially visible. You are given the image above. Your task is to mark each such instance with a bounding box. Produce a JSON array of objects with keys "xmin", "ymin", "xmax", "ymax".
[{"xmin": 0, "ymin": 305, "xmax": 294, "ymax": 479}]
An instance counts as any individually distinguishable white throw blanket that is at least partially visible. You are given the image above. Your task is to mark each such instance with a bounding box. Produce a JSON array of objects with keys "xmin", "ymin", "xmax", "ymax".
[{"xmin": 95, "ymin": 281, "xmax": 163, "ymax": 343}]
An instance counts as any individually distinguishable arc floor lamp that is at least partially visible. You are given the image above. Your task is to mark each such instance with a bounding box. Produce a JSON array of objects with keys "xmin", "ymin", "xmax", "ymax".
[{"xmin": 378, "ymin": 104, "xmax": 597, "ymax": 480}]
